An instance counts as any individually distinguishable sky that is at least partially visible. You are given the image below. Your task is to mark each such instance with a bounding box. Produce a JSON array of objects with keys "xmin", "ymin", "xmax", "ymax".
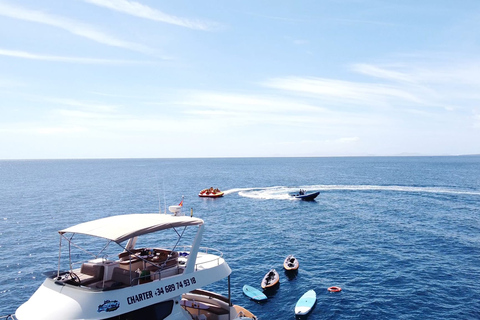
[{"xmin": 0, "ymin": 0, "xmax": 479, "ymax": 159}]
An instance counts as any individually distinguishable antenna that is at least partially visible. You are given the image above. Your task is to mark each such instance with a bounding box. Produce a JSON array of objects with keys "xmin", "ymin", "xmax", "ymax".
[
  {"xmin": 155, "ymin": 174, "xmax": 162, "ymax": 214},
  {"xmin": 162, "ymin": 180, "xmax": 167, "ymax": 214}
]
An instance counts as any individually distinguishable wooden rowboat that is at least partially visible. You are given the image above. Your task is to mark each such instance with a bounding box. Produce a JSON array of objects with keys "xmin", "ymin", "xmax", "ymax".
[
  {"xmin": 261, "ymin": 268, "xmax": 279, "ymax": 289},
  {"xmin": 283, "ymin": 255, "xmax": 299, "ymax": 271}
]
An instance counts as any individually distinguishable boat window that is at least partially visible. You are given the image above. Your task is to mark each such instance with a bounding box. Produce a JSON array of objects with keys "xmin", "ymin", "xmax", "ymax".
[{"xmin": 102, "ymin": 300, "xmax": 174, "ymax": 320}]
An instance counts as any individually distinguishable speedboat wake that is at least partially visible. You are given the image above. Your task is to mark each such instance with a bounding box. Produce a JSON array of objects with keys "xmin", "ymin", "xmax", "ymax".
[{"xmin": 222, "ymin": 185, "xmax": 480, "ymax": 200}]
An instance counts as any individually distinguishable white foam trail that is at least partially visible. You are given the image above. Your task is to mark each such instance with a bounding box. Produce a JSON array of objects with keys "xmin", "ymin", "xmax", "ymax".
[
  {"xmin": 307, "ymin": 185, "xmax": 480, "ymax": 196},
  {"xmin": 222, "ymin": 187, "xmax": 256, "ymax": 195},
  {"xmin": 223, "ymin": 185, "xmax": 480, "ymax": 200},
  {"xmin": 224, "ymin": 186, "xmax": 295, "ymax": 200}
]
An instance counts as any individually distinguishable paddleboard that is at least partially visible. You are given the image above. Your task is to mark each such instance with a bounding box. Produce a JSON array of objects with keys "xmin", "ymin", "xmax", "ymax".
[
  {"xmin": 242, "ymin": 285, "xmax": 267, "ymax": 301},
  {"xmin": 295, "ymin": 289, "xmax": 316, "ymax": 315}
]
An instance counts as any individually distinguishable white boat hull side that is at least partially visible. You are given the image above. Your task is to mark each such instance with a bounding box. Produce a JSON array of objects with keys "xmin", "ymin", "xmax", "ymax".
[{"xmin": 16, "ymin": 258, "xmax": 231, "ymax": 320}]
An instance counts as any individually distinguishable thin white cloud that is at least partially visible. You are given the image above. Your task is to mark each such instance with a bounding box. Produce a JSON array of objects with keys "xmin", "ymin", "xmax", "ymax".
[
  {"xmin": 56, "ymin": 109, "xmax": 117, "ymax": 120},
  {"xmin": 244, "ymin": 11, "xmax": 312, "ymax": 23},
  {"xmin": 352, "ymin": 58, "xmax": 480, "ymax": 113},
  {"xmin": 0, "ymin": 48, "xmax": 154, "ymax": 64},
  {"xmin": 180, "ymin": 91, "xmax": 327, "ymax": 113},
  {"xmin": 336, "ymin": 137, "xmax": 360, "ymax": 143},
  {"xmin": 333, "ymin": 18, "xmax": 398, "ymax": 27},
  {"xmin": 174, "ymin": 90, "xmax": 384, "ymax": 130},
  {"xmin": 352, "ymin": 63, "xmax": 415, "ymax": 83},
  {"xmin": 84, "ymin": 0, "xmax": 217, "ymax": 30},
  {"xmin": 474, "ymin": 109, "xmax": 480, "ymax": 128},
  {"xmin": 293, "ymin": 39, "xmax": 309, "ymax": 45},
  {"xmin": 0, "ymin": 77, "xmax": 24, "ymax": 87},
  {"xmin": 46, "ymin": 98, "xmax": 120, "ymax": 113},
  {"xmin": 262, "ymin": 76, "xmax": 424, "ymax": 107},
  {"xmin": 37, "ymin": 126, "xmax": 87, "ymax": 135},
  {"xmin": 0, "ymin": 2, "xmax": 153, "ymax": 54}
]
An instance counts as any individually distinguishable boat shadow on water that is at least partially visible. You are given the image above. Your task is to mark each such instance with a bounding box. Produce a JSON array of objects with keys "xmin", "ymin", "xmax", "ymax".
[
  {"xmin": 262, "ymin": 284, "xmax": 280, "ymax": 298},
  {"xmin": 295, "ymin": 309, "xmax": 316, "ymax": 320},
  {"xmin": 284, "ymin": 269, "xmax": 298, "ymax": 281}
]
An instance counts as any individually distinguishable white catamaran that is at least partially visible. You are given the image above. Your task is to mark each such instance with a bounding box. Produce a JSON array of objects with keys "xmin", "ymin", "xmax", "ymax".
[{"xmin": 11, "ymin": 213, "xmax": 257, "ymax": 320}]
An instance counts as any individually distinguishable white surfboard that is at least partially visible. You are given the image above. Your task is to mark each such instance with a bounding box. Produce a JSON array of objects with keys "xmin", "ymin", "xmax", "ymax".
[{"xmin": 295, "ymin": 289, "xmax": 316, "ymax": 315}]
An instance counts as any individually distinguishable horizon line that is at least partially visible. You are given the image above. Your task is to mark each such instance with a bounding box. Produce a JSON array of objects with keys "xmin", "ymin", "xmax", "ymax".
[{"xmin": 1, "ymin": 154, "xmax": 479, "ymax": 161}]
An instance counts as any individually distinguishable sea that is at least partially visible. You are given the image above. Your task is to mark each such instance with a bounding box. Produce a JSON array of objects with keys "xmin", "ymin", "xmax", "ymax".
[{"xmin": 1, "ymin": 156, "xmax": 479, "ymax": 319}]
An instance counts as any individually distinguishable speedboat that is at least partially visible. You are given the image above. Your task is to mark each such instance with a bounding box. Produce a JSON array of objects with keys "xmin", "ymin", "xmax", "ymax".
[
  {"xmin": 199, "ymin": 188, "xmax": 224, "ymax": 198},
  {"xmin": 12, "ymin": 213, "xmax": 257, "ymax": 320},
  {"xmin": 292, "ymin": 189, "xmax": 319, "ymax": 201}
]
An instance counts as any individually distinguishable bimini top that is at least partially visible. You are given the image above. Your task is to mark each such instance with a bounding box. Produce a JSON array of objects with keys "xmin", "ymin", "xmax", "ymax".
[{"xmin": 59, "ymin": 213, "xmax": 204, "ymax": 243}]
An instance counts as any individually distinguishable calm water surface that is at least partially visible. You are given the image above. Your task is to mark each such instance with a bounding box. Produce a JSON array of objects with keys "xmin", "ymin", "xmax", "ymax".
[{"xmin": 1, "ymin": 157, "xmax": 479, "ymax": 319}]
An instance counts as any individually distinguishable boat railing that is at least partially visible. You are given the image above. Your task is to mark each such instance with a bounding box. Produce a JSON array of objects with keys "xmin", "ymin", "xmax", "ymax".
[
  {"xmin": 0, "ymin": 315, "xmax": 16, "ymax": 320},
  {"xmin": 175, "ymin": 245, "xmax": 224, "ymax": 271},
  {"xmin": 52, "ymin": 245, "xmax": 225, "ymax": 287}
]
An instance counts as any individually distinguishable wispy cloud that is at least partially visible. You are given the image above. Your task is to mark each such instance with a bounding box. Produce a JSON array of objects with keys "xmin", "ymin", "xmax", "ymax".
[
  {"xmin": 474, "ymin": 109, "xmax": 480, "ymax": 128},
  {"xmin": 293, "ymin": 39, "xmax": 309, "ymax": 45},
  {"xmin": 335, "ymin": 137, "xmax": 360, "ymax": 143},
  {"xmin": 0, "ymin": 77, "xmax": 24, "ymax": 87},
  {"xmin": 352, "ymin": 63, "xmax": 415, "ymax": 83},
  {"xmin": 0, "ymin": 2, "xmax": 153, "ymax": 54},
  {"xmin": 180, "ymin": 91, "xmax": 327, "ymax": 113},
  {"xmin": 0, "ymin": 48, "xmax": 154, "ymax": 64},
  {"xmin": 46, "ymin": 98, "xmax": 121, "ymax": 113},
  {"xmin": 333, "ymin": 18, "xmax": 398, "ymax": 27},
  {"xmin": 172, "ymin": 90, "xmax": 384, "ymax": 131},
  {"xmin": 244, "ymin": 11, "xmax": 313, "ymax": 23},
  {"xmin": 84, "ymin": 0, "xmax": 218, "ymax": 30},
  {"xmin": 262, "ymin": 76, "xmax": 424, "ymax": 108}
]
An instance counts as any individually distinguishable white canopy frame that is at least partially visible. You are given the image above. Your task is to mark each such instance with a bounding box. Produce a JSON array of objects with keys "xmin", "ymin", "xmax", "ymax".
[{"xmin": 56, "ymin": 214, "xmax": 205, "ymax": 279}]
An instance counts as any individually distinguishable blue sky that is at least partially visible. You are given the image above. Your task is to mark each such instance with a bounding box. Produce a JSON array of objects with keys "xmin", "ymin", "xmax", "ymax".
[{"xmin": 1, "ymin": 0, "xmax": 479, "ymax": 159}]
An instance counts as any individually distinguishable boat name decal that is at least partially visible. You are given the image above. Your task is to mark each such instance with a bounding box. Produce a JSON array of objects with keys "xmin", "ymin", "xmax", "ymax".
[
  {"xmin": 127, "ymin": 277, "xmax": 197, "ymax": 305},
  {"xmin": 127, "ymin": 290, "xmax": 154, "ymax": 305},
  {"xmin": 98, "ymin": 300, "xmax": 120, "ymax": 313}
]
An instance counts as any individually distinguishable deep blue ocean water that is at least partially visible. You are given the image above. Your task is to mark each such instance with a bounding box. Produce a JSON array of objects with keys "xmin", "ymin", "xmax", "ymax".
[{"xmin": 1, "ymin": 156, "xmax": 480, "ymax": 319}]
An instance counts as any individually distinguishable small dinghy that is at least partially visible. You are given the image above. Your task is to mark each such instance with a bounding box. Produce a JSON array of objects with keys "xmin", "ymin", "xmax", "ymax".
[
  {"xmin": 283, "ymin": 254, "xmax": 299, "ymax": 271},
  {"xmin": 261, "ymin": 268, "xmax": 280, "ymax": 289},
  {"xmin": 233, "ymin": 305, "xmax": 258, "ymax": 319},
  {"xmin": 199, "ymin": 187, "xmax": 224, "ymax": 198},
  {"xmin": 292, "ymin": 189, "xmax": 319, "ymax": 201},
  {"xmin": 295, "ymin": 289, "xmax": 316, "ymax": 315},
  {"xmin": 242, "ymin": 285, "xmax": 267, "ymax": 301}
]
